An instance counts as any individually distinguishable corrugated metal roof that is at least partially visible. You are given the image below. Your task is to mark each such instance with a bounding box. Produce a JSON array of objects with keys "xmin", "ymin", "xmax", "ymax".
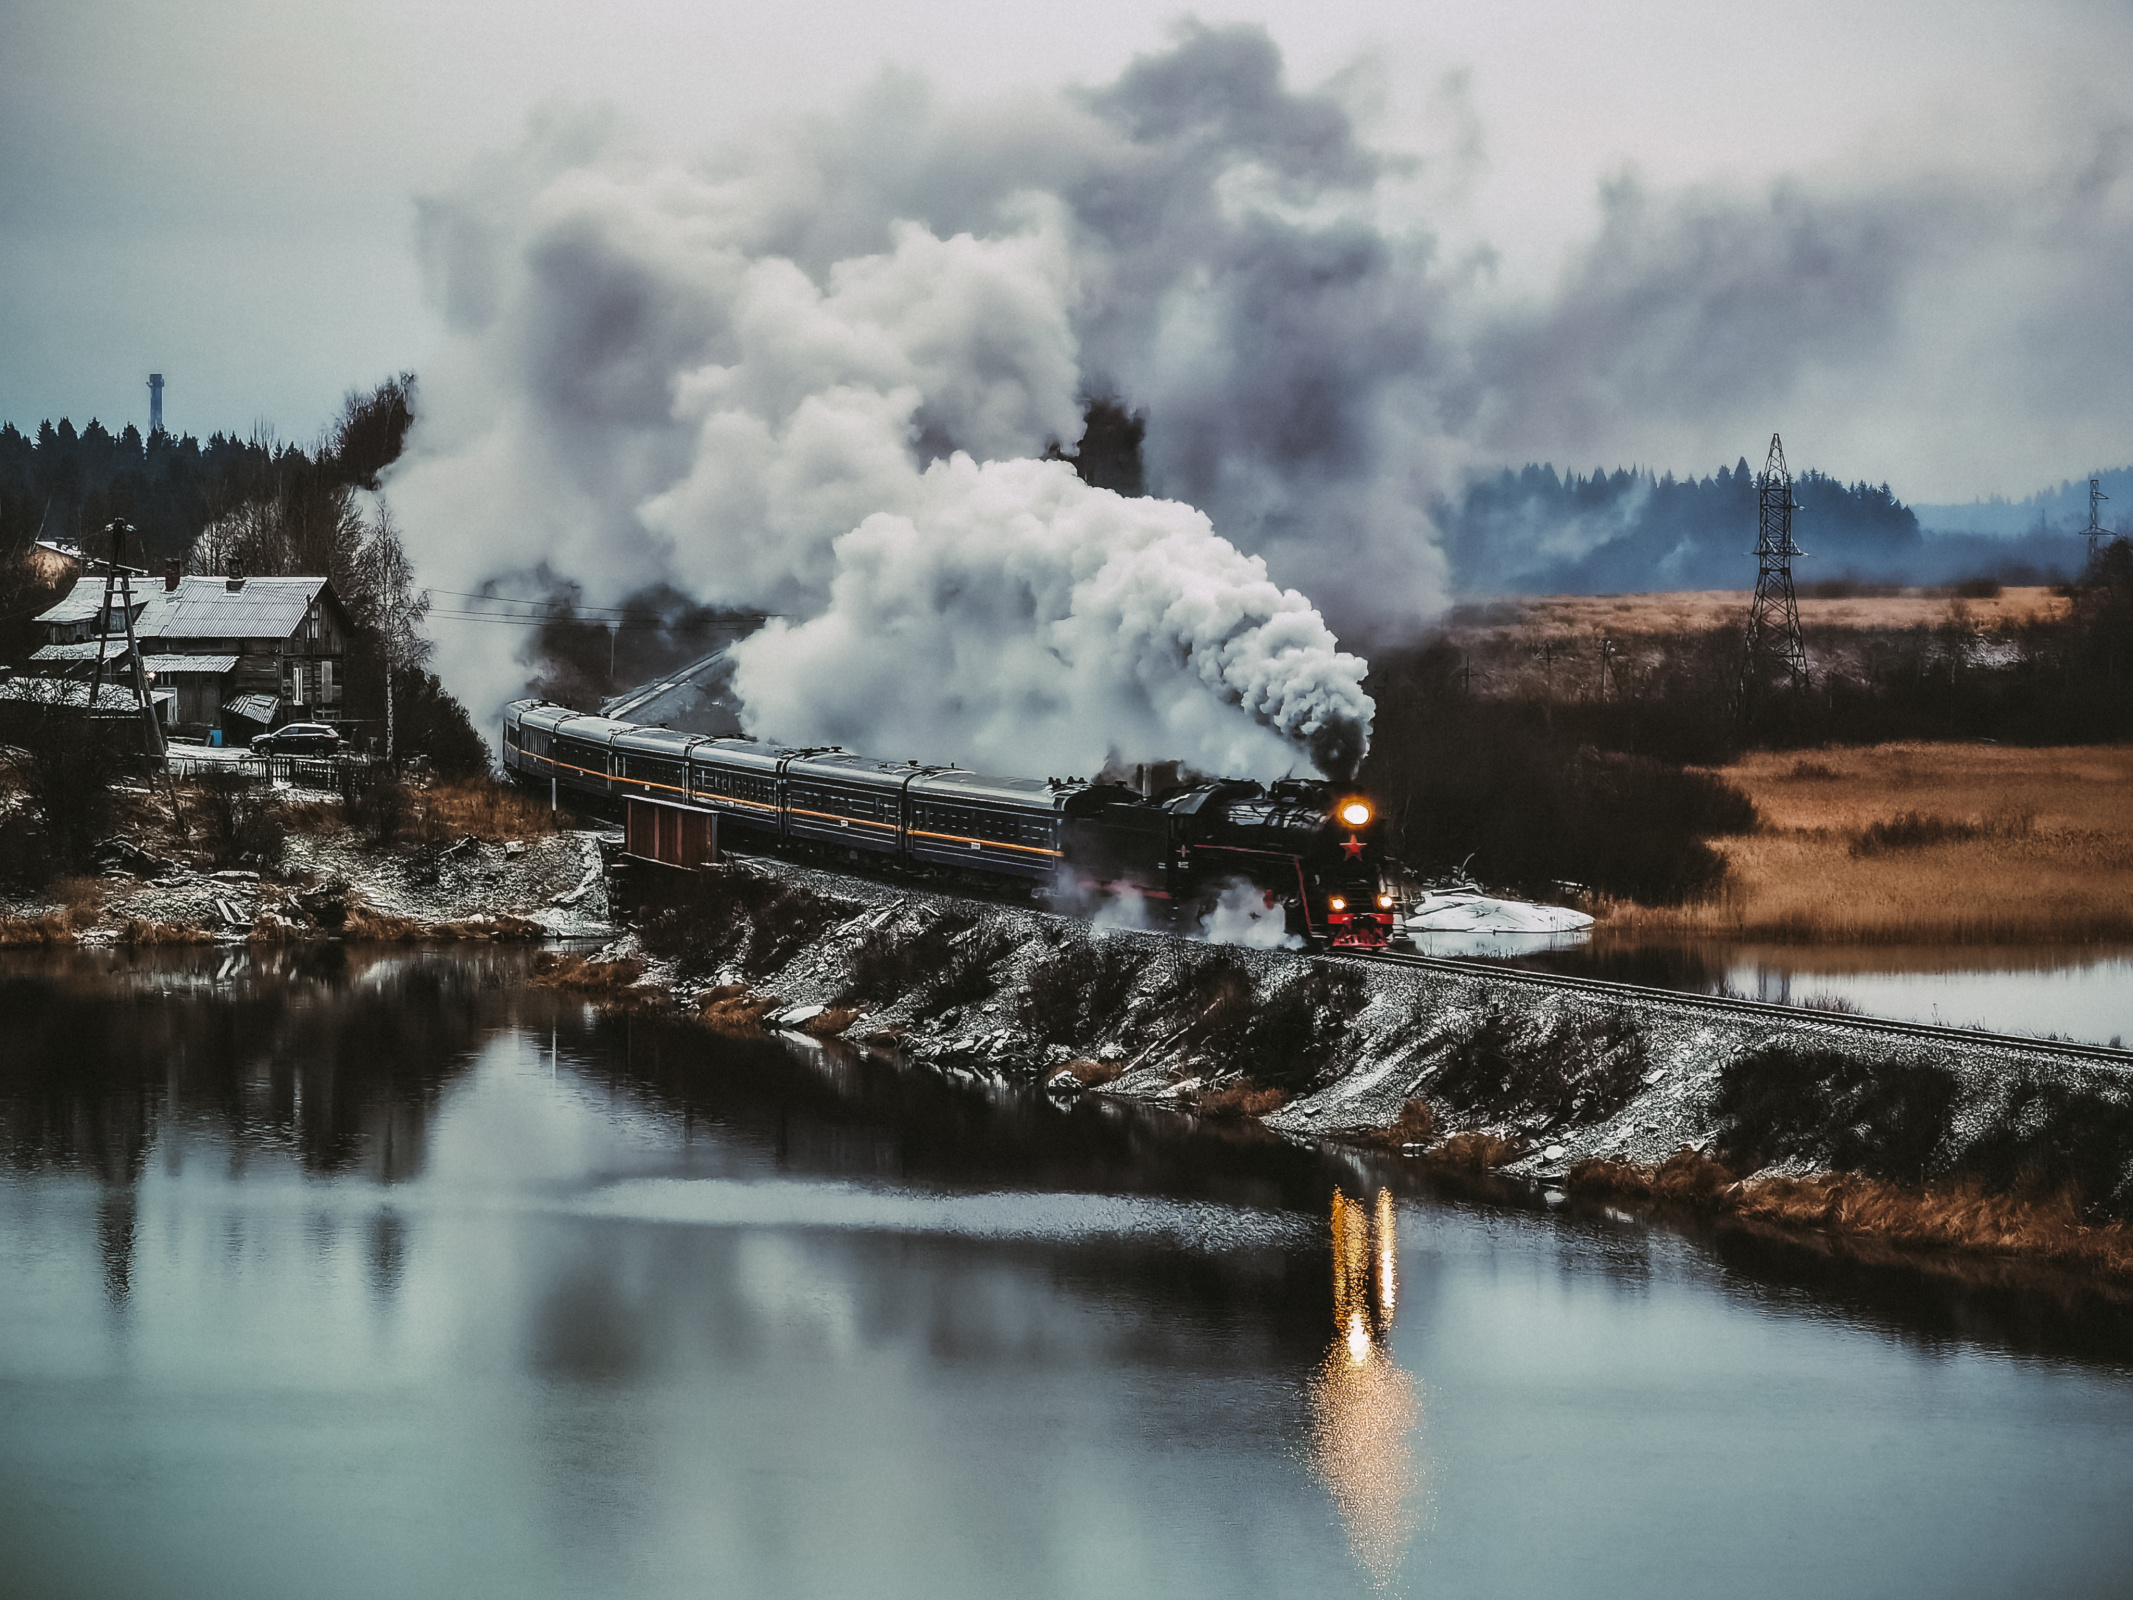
[
  {"xmin": 140, "ymin": 577, "xmax": 326, "ymax": 639},
  {"xmin": 144, "ymin": 654, "xmax": 239, "ymax": 675},
  {"xmin": 223, "ymin": 693, "xmax": 280, "ymax": 724},
  {"xmin": 31, "ymin": 641, "xmax": 115, "ymax": 661},
  {"xmin": 37, "ymin": 574, "xmax": 331, "ymax": 639},
  {"xmin": 33, "ymin": 584, "xmax": 119, "ymax": 626}
]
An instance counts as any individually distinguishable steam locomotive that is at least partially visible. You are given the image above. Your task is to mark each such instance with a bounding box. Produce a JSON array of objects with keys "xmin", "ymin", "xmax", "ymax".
[{"xmin": 502, "ymin": 699, "xmax": 1397, "ymax": 947}]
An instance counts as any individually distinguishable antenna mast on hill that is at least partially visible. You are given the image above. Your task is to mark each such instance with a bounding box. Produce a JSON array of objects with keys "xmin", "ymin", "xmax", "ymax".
[
  {"xmin": 1739, "ymin": 432, "xmax": 1808, "ymax": 708},
  {"xmin": 2080, "ymin": 476, "xmax": 2110, "ymax": 570}
]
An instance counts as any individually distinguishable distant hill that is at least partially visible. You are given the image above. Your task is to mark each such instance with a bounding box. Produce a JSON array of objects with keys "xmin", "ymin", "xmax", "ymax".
[
  {"xmin": 1442, "ymin": 458, "xmax": 2102, "ymax": 596},
  {"xmin": 1909, "ymin": 466, "xmax": 2133, "ymax": 538}
]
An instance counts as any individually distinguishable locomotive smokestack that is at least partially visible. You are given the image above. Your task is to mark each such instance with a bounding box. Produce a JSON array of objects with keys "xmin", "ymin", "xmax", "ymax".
[{"xmin": 148, "ymin": 374, "xmax": 164, "ymax": 436}]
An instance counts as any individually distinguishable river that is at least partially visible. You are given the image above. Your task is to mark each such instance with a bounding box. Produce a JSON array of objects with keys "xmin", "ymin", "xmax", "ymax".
[
  {"xmin": 1409, "ymin": 931, "xmax": 2133, "ymax": 1047},
  {"xmin": 2, "ymin": 946, "xmax": 2131, "ymax": 1599}
]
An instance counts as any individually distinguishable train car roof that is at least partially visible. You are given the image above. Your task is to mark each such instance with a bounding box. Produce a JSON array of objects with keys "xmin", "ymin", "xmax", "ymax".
[
  {"xmin": 783, "ymin": 751, "xmax": 945, "ymax": 791},
  {"xmin": 908, "ymin": 770, "xmax": 1069, "ymax": 810},
  {"xmin": 543, "ymin": 714, "xmax": 638, "ymax": 744},
  {"xmin": 613, "ymin": 725, "xmax": 700, "ymax": 756},
  {"xmin": 688, "ymin": 737, "xmax": 787, "ymax": 773}
]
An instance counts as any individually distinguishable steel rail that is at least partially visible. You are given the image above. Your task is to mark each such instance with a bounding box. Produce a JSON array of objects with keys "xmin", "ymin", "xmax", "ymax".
[{"xmin": 1341, "ymin": 946, "xmax": 2133, "ymax": 1068}]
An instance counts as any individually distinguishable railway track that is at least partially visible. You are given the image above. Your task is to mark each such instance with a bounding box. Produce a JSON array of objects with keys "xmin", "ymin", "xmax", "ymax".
[
  {"xmin": 639, "ymin": 831, "xmax": 2132, "ymax": 1070},
  {"xmin": 1345, "ymin": 945, "xmax": 2133, "ymax": 1069}
]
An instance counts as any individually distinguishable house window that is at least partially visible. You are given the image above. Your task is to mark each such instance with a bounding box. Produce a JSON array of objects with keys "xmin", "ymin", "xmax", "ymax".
[{"xmin": 320, "ymin": 660, "xmax": 337, "ymax": 705}]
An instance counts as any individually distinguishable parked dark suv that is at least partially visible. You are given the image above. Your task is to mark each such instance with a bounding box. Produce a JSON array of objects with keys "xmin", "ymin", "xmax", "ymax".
[{"xmin": 250, "ymin": 723, "xmax": 343, "ymax": 756}]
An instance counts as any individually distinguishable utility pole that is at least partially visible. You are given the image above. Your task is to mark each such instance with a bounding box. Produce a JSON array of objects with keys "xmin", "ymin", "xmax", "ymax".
[
  {"xmin": 1738, "ymin": 432, "xmax": 1808, "ymax": 714},
  {"xmin": 84, "ymin": 520, "xmax": 165, "ymax": 757},
  {"xmin": 2081, "ymin": 476, "xmax": 2110, "ymax": 571}
]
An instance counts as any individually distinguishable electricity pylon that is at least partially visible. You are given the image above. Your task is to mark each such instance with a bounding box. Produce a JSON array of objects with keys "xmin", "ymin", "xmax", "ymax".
[
  {"xmin": 1738, "ymin": 432, "xmax": 1808, "ymax": 711},
  {"xmin": 2080, "ymin": 476, "xmax": 2110, "ymax": 571}
]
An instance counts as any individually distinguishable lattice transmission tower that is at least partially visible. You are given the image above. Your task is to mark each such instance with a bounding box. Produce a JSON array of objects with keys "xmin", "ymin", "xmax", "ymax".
[
  {"xmin": 2080, "ymin": 476, "xmax": 2110, "ymax": 571},
  {"xmin": 1738, "ymin": 432, "xmax": 1808, "ymax": 707}
]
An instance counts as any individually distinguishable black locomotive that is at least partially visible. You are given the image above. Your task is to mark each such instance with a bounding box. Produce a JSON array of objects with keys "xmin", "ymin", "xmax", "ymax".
[{"xmin": 502, "ymin": 699, "xmax": 1396, "ymax": 947}]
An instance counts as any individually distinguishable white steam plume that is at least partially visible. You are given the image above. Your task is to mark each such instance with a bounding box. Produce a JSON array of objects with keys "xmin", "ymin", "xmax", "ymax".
[
  {"xmin": 727, "ymin": 455, "xmax": 1370, "ymax": 778},
  {"xmin": 385, "ymin": 24, "xmax": 2133, "ymax": 775}
]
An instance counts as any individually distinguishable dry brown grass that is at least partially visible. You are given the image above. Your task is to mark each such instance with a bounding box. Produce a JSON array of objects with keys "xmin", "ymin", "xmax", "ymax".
[
  {"xmin": 1446, "ymin": 587, "xmax": 2068, "ymax": 645},
  {"xmin": 697, "ymin": 983, "xmax": 777, "ymax": 1033},
  {"xmin": 428, "ymin": 913, "xmax": 547, "ymax": 941},
  {"xmin": 1351, "ymin": 1096, "xmax": 1438, "ymax": 1150},
  {"xmin": 343, "ymin": 906, "xmax": 420, "ymax": 941},
  {"xmin": 1192, "ymin": 1080, "xmax": 1291, "ymax": 1119},
  {"xmin": 799, "ymin": 1005, "xmax": 861, "ymax": 1037},
  {"xmin": 416, "ymin": 778, "xmax": 561, "ymax": 841},
  {"xmin": 0, "ymin": 913, "xmax": 76, "ymax": 946},
  {"xmin": 533, "ymin": 952, "xmax": 648, "ymax": 993},
  {"xmin": 1056, "ymin": 1057, "xmax": 1125, "ymax": 1088},
  {"xmin": 1595, "ymin": 742, "xmax": 2133, "ymax": 943},
  {"xmin": 1424, "ymin": 1131, "xmax": 1527, "ymax": 1170},
  {"xmin": 281, "ymin": 798, "xmax": 345, "ymax": 835},
  {"xmin": 51, "ymin": 876, "xmax": 106, "ymax": 922},
  {"xmin": 114, "ymin": 919, "xmax": 216, "ymax": 945},
  {"xmin": 1574, "ymin": 1149, "xmax": 2133, "ymax": 1278}
]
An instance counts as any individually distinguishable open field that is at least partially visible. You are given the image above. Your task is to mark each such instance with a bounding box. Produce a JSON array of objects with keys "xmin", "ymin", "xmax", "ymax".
[
  {"xmin": 1595, "ymin": 742, "xmax": 2133, "ymax": 943},
  {"xmin": 1444, "ymin": 586, "xmax": 2069, "ymax": 643}
]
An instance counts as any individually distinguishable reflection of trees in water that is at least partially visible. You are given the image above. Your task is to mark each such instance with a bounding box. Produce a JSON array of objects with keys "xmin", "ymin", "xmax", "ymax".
[
  {"xmin": 0, "ymin": 948, "xmax": 523, "ymax": 1185},
  {"xmin": 1308, "ymin": 1187, "xmax": 1423, "ymax": 1586}
]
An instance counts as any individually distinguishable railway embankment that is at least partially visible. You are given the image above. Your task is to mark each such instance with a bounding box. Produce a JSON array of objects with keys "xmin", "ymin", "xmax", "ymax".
[{"xmin": 544, "ymin": 851, "xmax": 2133, "ymax": 1275}]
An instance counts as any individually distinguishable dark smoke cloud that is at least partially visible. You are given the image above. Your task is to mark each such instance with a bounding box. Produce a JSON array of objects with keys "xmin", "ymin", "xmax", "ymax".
[{"xmin": 387, "ymin": 24, "xmax": 2133, "ymax": 773}]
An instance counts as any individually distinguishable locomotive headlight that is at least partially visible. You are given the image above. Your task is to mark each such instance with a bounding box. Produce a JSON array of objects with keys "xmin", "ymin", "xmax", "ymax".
[
  {"xmin": 1329, "ymin": 896, "xmax": 1347, "ymax": 911},
  {"xmin": 1376, "ymin": 893, "xmax": 1394, "ymax": 910},
  {"xmin": 1339, "ymin": 800, "xmax": 1372, "ymax": 827}
]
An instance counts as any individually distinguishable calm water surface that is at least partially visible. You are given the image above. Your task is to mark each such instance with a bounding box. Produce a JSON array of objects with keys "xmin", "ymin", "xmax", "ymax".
[
  {"xmin": 3, "ymin": 946, "xmax": 2132, "ymax": 1600},
  {"xmin": 1414, "ymin": 932, "xmax": 2133, "ymax": 1046}
]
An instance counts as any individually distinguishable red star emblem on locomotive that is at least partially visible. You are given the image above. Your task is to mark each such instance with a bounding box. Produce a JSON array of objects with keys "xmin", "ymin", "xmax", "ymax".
[{"xmin": 1340, "ymin": 833, "xmax": 1365, "ymax": 859}]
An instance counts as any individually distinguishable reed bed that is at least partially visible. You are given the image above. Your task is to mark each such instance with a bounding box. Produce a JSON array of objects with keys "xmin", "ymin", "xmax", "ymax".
[
  {"xmin": 0, "ymin": 913, "xmax": 76, "ymax": 946},
  {"xmin": 415, "ymin": 777, "xmax": 562, "ymax": 840},
  {"xmin": 1446, "ymin": 587, "xmax": 2069, "ymax": 644},
  {"xmin": 114, "ymin": 919, "xmax": 215, "ymax": 945},
  {"xmin": 1596, "ymin": 742, "xmax": 2133, "ymax": 943},
  {"xmin": 1573, "ymin": 1149, "xmax": 2133, "ymax": 1278},
  {"xmin": 1191, "ymin": 1080, "xmax": 1291, "ymax": 1119}
]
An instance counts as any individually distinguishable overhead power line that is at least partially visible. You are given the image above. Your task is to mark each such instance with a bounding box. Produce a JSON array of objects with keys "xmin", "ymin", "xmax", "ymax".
[{"xmin": 425, "ymin": 586, "xmax": 781, "ymax": 619}]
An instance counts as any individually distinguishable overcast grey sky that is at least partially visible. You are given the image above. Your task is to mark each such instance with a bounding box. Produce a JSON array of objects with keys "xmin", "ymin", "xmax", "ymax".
[{"xmin": 5, "ymin": 0, "xmax": 2131, "ymax": 499}]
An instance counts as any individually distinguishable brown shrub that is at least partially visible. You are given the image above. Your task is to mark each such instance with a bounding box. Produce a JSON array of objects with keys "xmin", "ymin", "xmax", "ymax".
[
  {"xmin": 1193, "ymin": 1080, "xmax": 1290, "ymax": 1119},
  {"xmin": 697, "ymin": 983, "xmax": 777, "ymax": 1033},
  {"xmin": 429, "ymin": 914, "xmax": 546, "ymax": 941},
  {"xmin": 1056, "ymin": 1057, "xmax": 1124, "ymax": 1088},
  {"xmin": 801, "ymin": 1005, "xmax": 860, "ymax": 1036},
  {"xmin": 52, "ymin": 876, "xmax": 106, "ymax": 922},
  {"xmin": 0, "ymin": 913, "xmax": 75, "ymax": 947},
  {"xmin": 343, "ymin": 906, "xmax": 420, "ymax": 941},
  {"xmin": 1571, "ymin": 1147, "xmax": 1739, "ymax": 1204},
  {"xmin": 1427, "ymin": 1131, "xmax": 1527, "ymax": 1171},
  {"xmin": 415, "ymin": 777, "xmax": 561, "ymax": 840},
  {"xmin": 1353, "ymin": 1097, "xmax": 1438, "ymax": 1151},
  {"xmin": 115, "ymin": 919, "xmax": 215, "ymax": 945},
  {"xmin": 532, "ymin": 952, "xmax": 647, "ymax": 994},
  {"xmin": 281, "ymin": 798, "xmax": 344, "ymax": 836},
  {"xmin": 1571, "ymin": 1149, "xmax": 2133, "ymax": 1277}
]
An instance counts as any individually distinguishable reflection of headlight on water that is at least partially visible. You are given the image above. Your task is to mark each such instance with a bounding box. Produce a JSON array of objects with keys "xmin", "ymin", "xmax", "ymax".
[{"xmin": 1313, "ymin": 1188, "xmax": 1424, "ymax": 1583}]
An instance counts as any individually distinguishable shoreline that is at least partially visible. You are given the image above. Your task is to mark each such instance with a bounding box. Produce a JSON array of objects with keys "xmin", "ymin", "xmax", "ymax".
[
  {"xmin": 7, "ymin": 775, "xmax": 2131, "ymax": 1287},
  {"xmin": 527, "ymin": 852, "xmax": 2133, "ymax": 1287}
]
